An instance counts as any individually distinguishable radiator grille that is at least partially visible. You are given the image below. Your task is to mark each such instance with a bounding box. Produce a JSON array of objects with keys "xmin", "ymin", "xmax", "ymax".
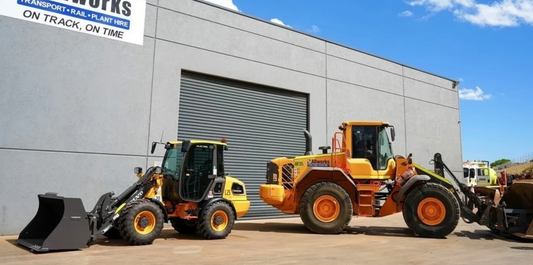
[{"xmin": 282, "ymin": 163, "xmax": 294, "ymax": 189}]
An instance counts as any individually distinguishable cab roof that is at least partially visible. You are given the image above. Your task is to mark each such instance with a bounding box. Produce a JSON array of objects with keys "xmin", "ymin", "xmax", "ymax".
[
  {"xmin": 342, "ymin": 121, "xmax": 390, "ymax": 126},
  {"xmin": 168, "ymin": 139, "xmax": 228, "ymax": 146}
]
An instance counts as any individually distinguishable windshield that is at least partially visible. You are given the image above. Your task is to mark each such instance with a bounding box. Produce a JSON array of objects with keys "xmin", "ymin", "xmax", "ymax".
[{"xmin": 163, "ymin": 146, "xmax": 184, "ymax": 181}]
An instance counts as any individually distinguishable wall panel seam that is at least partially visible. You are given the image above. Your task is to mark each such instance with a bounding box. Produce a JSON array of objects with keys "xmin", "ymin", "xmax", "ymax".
[
  {"xmin": 328, "ymin": 54, "xmax": 456, "ymax": 92},
  {"xmin": 156, "ymin": 6, "xmax": 326, "ymax": 54},
  {"xmin": 156, "ymin": 38, "xmax": 326, "ymax": 79},
  {"xmin": 402, "ymin": 69, "xmax": 408, "ymax": 156},
  {"xmin": 145, "ymin": 1, "xmax": 160, "ymax": 169},
  {"xmin": 0, "ymin": 147, "xmax": 148, "ymax": 158},
  {"xmin": 405, "ymin": 96, "xmax": 459, "ymax": 110}
]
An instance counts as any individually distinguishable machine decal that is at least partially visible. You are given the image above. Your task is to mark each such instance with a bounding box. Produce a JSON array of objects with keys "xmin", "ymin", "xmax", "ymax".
[{"xmin": 307, "ymin": 159, "xmax": 330, "ymax": 167}]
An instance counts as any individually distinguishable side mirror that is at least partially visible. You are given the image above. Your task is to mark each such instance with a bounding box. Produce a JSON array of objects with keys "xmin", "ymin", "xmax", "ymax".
[
  {"xmin": 134, "ymin": 167, "xmax": 143, "ymax": 174},
  {"xmin": 151, "ymin": 142, "xmax": 157, "ymax": 154},
  {"xmin": 391, "ymin": 127, "xmax": 396, "ymax": 142}
]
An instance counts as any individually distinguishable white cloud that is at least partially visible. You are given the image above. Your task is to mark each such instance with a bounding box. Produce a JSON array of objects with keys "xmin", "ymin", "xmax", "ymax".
[
  {"xmin": 270, "ymin": 18, "xmax": 292, "ymax": 28},
  {"xmin": 406, "ymin": 0, "xmax": 533, "ymax": 27},
  {"xmin": 204, "ymin": 0, "xmax": 240, "ymax": 11},
  {"xmin": 398, "ymin": 10, "xmax": 415, "ymax": 17},
  {"xmin": 309, "ymin": 25, "xmax": 321, "ymax": 33},
  {"xmin": 407, "ymin": 0, "xmax": 456, "ymax": 11},
  {"xmin": 459, "ymin": 86, "xmax": 492, "ymax": 100}
]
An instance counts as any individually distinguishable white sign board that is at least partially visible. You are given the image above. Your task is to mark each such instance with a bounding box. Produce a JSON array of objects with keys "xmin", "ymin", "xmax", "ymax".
[{"xmin": 0, "ymin": 0, "xmax": 146, "ymax": 45}]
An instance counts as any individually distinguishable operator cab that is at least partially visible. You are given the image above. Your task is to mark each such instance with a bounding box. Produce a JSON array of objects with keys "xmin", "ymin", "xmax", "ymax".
[
  {"xmin": 340, "ymin": 121, "xmax": 397, "ymax": 179},
  {"xmin": 156, "ymin": 139, "xmax": 228, "ymax": 203}
]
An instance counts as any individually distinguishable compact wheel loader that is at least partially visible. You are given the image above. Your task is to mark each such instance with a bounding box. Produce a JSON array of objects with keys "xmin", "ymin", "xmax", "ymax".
[
  {"xmin": 259, "ymin": 121, "xmax": 533, "ymax": 240},
  {"xmin": 17, "ymin": 138, "xmax": 251, "ymax": 252}
]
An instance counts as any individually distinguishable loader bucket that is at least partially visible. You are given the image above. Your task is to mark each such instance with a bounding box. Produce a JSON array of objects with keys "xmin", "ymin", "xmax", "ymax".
[
  {"xmin": 499, "ymin": 181, "xmax": 533, "ymax": 239},
  {"xmin": 17, "ymin": 193, "xmax": 92, "ymax": 252}
]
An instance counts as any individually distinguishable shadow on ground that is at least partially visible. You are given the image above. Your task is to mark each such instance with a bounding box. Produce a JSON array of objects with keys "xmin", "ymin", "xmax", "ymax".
[
  {"xmin": 233, "ymin": 222, "xmax": 417, "ymax": 238},
  {"xmin": 234, "ymin": 222, "xmax": 533, "ymax": 244},
  {"xmin": 3, "ymin": 229, "xmax": 216, "ymax": 254}
]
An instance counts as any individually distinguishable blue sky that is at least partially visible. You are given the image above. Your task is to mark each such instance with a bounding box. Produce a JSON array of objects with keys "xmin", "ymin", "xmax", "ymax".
[{"xmin": 204, "ymin": 0, "xmax": 533, "ymax": 164}]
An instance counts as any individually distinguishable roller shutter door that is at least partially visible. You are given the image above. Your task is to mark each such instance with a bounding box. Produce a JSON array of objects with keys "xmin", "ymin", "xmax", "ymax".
[{"xmin": 178, "ymin": 71, "xmax": 308, "ymax": 219}]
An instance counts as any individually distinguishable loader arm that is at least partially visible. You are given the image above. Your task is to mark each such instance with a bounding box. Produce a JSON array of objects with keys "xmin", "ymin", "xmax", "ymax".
[
  {"xmin": 88, "ymin": 166, "xmax": 165, "ymax": 240},
  {"xmin": 431, "ymin": 153, "xmax": 485, "ymax": 224}
]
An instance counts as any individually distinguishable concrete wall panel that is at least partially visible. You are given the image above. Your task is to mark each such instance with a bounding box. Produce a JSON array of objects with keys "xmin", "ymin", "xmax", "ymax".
[
  {"xmin": 327, "ymin": 56, "xmax": 404, "ymax": 96},
  {"xmin": 156, "ymin": 8, "xmax": 325, "ymax": 76},
  {"xmin": 0, "ymin": 149, "xmax": 145, "ymax": 235},
  {"xmin": 144, "ymin": 4, "xmax": 158, "ymax": 38},
  {"xmin": 0, "ymin": 16, "xmax": 155, "ymax": 156},
  {"xmin": 158, "ymin": 0, "xmax": 326, "ymax": 53},
  {"xmin": 403, "ymin": 67, "xmax": 456, "ymax": 90},
  {"xmin": 326, "ymin": 43, "xmax": 403, "ymax": 75},
  {"xmin": 404, "ymin": 78, "xmax": 459, "ymax": 108},
  {"xmin": 326, "ymin": 80, "xmax": 407, "ymax": 157},
  {"xmin": 404, "ymin": 98, "xmax": 463, "ymax": 174}
]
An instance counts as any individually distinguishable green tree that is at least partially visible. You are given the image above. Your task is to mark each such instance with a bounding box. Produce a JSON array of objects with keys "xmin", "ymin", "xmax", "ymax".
[{"xmin": 491, "ymin": 159, "xmax": 511, "ymax": 168}]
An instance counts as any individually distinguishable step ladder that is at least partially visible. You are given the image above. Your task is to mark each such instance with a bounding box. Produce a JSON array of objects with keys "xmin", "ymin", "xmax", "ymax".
[{"xmin": 357, "ymin": 182, "xmax": 381, "ymax": 217}]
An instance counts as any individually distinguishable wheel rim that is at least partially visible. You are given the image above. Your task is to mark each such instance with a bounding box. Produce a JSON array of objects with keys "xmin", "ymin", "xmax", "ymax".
[
  {"xmin": 134, "ymin": 210, "xmax": 156, "ymax": 235},
  {"xmin": 313, "ymin": 195, "xmax": 340, "ymax": 222},
  {"xmin": 417, "ymin": 197, "xmax": 446, "ymax": 226},
  {"xmin": 210, "ymin": 210, "xmax": 229, "ymax": 232}
]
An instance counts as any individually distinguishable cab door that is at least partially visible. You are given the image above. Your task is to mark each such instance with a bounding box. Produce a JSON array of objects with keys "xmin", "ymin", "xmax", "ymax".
[{"xmin": 347, "ymin": 125, "xmax": 380, "ymax": 179}]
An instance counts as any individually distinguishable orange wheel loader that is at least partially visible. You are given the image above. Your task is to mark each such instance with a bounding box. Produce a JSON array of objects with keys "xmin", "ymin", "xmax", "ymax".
[
  {"xmin": 259, "ymin": 121, "xmax": 533, "ymax": 240},
  {"xmin": 17, "ymin": 139, "xmax": 250, "ymax": 253}
]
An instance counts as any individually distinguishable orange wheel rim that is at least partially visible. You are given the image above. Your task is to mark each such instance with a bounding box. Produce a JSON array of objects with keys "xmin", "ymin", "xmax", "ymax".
[
  {"xmin": 134, "ymin": 210, "xmax": 156, "ymax": 234},
  {"xmin": 210, "ymin": 210, "xmax": 229, "ymax": 231},
  {"xmin": 313, "ymin": 195, "xmax": 340, "ymax": 222},
  {"xmin": 417, "ymin": 197, "xmax": 446, "ymax": 226}
]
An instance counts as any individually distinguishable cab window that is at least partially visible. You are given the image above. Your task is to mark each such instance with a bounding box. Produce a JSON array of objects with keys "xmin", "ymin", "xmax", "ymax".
[{"xmin": 352, "ymin": 126, "xmax": 378, "ymax": 169}]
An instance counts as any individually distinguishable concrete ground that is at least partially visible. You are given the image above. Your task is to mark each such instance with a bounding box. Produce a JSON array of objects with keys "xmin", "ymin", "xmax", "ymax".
[{"xmin": 1, "ymin": 214, "xmax": 532, "ymax": 265}]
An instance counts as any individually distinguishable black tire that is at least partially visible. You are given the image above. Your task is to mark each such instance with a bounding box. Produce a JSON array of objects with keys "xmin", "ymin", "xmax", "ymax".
[
  {"xmin": 196, "ymin": 201, "xmax": 235, "ymax": 239},
  {"xmin": 299, "ymin": 182, "xmax": 353, "ymax": 234},
  {"xmin": 171, "ymin": 218, "xmax": 197, "ymax": 234},
  {"xmin": 103, "ymin": 226, "xmax": 122, "ymax": 239},
  {"xmin": 117, "ymin": 200, "xmax": 165, "ymax": 245},
  {"xmin": 402, "ymin": 182, "xmax": 460, "ymax": 238}
]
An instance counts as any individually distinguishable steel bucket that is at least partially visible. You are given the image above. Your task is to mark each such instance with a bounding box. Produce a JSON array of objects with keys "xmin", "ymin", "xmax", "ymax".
[{"xmin": 17, "ymin": 193, "xmax": 92, "ymax": 252}]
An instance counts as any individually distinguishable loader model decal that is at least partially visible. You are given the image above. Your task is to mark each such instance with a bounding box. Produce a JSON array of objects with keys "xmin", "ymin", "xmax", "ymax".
[
  {"xmin": 131, "ymin": 190, "xmax": 144, "ymax": 202},
  {"xmin": 307, "ymin": 159, "xmax": 330, "ymax": 167}
]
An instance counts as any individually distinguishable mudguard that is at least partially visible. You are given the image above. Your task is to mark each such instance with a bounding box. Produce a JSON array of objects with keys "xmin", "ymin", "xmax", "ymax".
[
  {"xmin": 297, "ymin": 167, "xmax": 357, "ymax": 188},
  {"xmin": 198, "ymin": 198, "xmax": 238, "ymax": 219},
  {"xmin": 396, "ymin": 175, "xmax": 431, "ymax": 210}
]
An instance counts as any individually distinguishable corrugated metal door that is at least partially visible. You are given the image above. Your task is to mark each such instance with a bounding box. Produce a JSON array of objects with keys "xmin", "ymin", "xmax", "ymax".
[{"xmin": 178, "ymin": 71, "xmax": 308, "ymax": 219}]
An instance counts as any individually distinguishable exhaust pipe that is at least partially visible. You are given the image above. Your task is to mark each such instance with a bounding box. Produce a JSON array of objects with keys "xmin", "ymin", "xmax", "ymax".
[{"xmin": 303, "ymin": 129, "xmax": 312, "ymax": 155}]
